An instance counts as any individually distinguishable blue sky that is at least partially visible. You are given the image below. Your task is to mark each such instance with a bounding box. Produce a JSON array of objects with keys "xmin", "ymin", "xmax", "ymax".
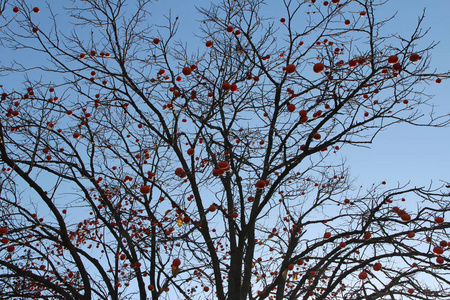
[
  {"xmin": 148, "ymin": 0, "xmax": 450, "ymax": 188},
  {"xmin": 340, "ymin": 1, "xmax": 450, "ymax": 188}
]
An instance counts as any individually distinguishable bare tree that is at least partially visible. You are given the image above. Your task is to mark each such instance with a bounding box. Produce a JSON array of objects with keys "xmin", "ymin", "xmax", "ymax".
[{"xmin": 0, "ymin": 0, "xmax": 449, "ymax": 299}]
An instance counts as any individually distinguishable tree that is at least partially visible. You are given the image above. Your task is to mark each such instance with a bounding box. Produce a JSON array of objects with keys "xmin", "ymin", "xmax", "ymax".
[{"xmin": 0, "ymin": 0, "xmax": 449, "ymax": 299}]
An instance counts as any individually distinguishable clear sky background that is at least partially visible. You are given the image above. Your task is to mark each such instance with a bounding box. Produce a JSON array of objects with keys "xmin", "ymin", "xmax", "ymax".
[
  {"xmin": 147, "ymin": 0, "xmax": 450, "ymax": 189},
  {"xmin": 339, "ymin": 0, "xmax": 450, "ymax": 188}
]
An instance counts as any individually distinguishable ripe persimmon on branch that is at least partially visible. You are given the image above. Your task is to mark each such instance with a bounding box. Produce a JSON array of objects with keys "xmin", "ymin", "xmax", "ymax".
[{"xmin": 0, "ymin": 0, "xmax": 449, "ymax": 299}]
